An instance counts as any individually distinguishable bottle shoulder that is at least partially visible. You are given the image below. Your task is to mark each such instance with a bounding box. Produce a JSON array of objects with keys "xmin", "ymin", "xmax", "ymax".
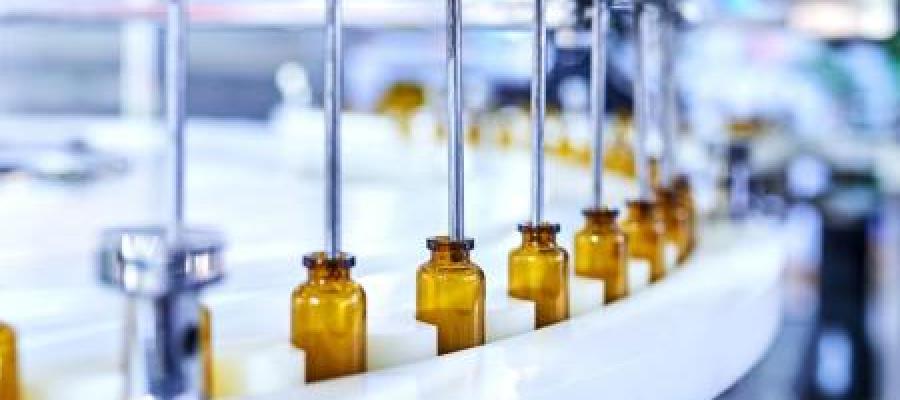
[
  {"xmin": 0, "ymin": 322, "xmax": 13, "ymax": 341},
  {"xmin": 509, "ymin": 242, "xmax": 569, "ymax": 256},
  {"xmin": 417, "ymin": 261, "xmax": 485, "ymax": 280},
  {"xmin": 293, "ymin": 279, "xmax": 366, "ymax": 301}
]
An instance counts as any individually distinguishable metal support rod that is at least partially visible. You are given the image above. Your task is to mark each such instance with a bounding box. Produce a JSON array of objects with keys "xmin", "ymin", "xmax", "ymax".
[
  {"xmin": 632, "ymin": 0, "xmax": 655, "ymax": 201},
  {"xmin": 447, "ymin": 0, "xmax": 465, "ymax": 241},
  {"xmin": 324, "ymin": 0, "xmax": 342, "ymax": 257},
  {"xmin": 530, "ymin": 0, "xmax": 547, "ymax": 225},
  {"xmin": 165, "ymin": 0, "xmax": 187, "ymax": 243},
  {"xmin": 591, "ymin": 0, "xmax": 609, "ymax": 209},
  {"xmin": 659, "ymin": 1, "xmax": 677, "ymax": 188}
]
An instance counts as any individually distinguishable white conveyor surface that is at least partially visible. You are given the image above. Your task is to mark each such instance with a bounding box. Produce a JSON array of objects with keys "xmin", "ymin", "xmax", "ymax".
[
  {"xmin": 0, "ymin": 116, "xmax": 784, "ymax": 399},
  {"xmin": 250, "ymin": 222, "xmax": 784, "ymax": 400}
]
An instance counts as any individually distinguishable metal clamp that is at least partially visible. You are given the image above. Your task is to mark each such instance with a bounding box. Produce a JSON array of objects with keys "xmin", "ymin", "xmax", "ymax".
[{"xmin": 98, "ymin": 227, "xmax": 224, "ymax": 400}]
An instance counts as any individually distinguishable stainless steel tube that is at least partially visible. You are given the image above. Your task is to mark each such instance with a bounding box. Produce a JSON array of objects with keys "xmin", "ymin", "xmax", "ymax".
[
  {"xmin": 324, "ymin": 0, "xmax": 342, "ymax": 256},
  {"xmin": 633, "ymin": 0, "xmax": 658, "ymax": 201},
  {"xmin": 659, "ymin": 2, "xmax": 677, "ymax": 189},
  {"xmin": 591, "ymin": 0, "xmax": 610, "ymax": 208},
  {"xmin": 447, "ymin": 0, "xmax": 464, "ymax": 241},
  {"xmin": 165, "ymin": 0, "xmax": 187, "ymax": 242},
  {"xmin": 530, "ymin": 0, "xmax": 547, "ymax": 225}
]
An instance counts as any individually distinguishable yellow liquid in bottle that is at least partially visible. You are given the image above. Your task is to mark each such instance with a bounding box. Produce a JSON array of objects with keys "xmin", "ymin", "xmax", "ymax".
[
  {"xmin": 674, "ymin": 174, "xmax": 697, "ymax": 262},
  {"xmin": 622, "ymin": 200, "xmax": 666, "ymax": 283},
  {"xmin": 508, "ymin": 223, "xmax": 570, "ymax": 328},
  {"xmin": 0, "ymin": 322, "xmax": 19, "ymax": 400},
  {"xmin": 416, "ymin": 237, "xmax": 485, "ymax": 355},
  {"xmin": 574, "ymin": 208, "xmax": 628, "ymax": 303},
  {"xmin": 291, "ymin": 252, "xmax": 366, "ymax": 383}
]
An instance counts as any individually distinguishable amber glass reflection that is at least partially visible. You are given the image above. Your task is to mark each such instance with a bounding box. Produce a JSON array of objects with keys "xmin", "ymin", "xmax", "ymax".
[
  {"xmin": 622, "ymin": 200, "xmax": 666, "ymax": 282},
  {"xmin": 604, "ymin": 112, "xmax": 636, "ymax": 178},
  {"xmin": 674, "ymin": 174, "xmax": 697, "ymax": 262},
  {"xmin": 416, "ymin": 237, "xmax": 485, "ymax": 355},
  {"xmin": 656, "ymin": 187, "xmax": 692, "ymax": 266},
  {"xmin": 0, "ymin": 322, "xmax": 19, "ymax": 400},
  {"xmin": 291, "ymin": 252, "xmax": 366, "ymax": 382},
  {"xmin": 508, "ymin": 223, "xmax": 570, "ymax": 328},
  {"xmin": 575, "ymin": 208, "xmax": 628, "ymax": 303}
]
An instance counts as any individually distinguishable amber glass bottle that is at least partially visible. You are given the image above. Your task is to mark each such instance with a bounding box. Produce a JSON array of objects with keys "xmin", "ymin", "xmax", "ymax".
[
  {"xmin": 291, "ymin": 252, "xmax": 366, "ymax": 382},
  {"xmin": 656, "ymin": 187, "xmax": 692, "ymax": 266},
  {"xmin": 604, "ymin": 113, "xmax": 636, "ymax": 178},
  {"xmin": 200, "ymin": 305, "xmax": 213, "ymax": 395},
  {"xmin": 416, "ymin": 237, "xmax": 485, "ymax": 355},
  {"xmin": 0, "ymin": 322, "xmax": 19, "ymax": 400},
  {"xmin": 575, "ymin": 208, "xmax": 628, "ymax": 303},
  {"xmin": 508, "ymin": 223, "xmax": 570, "ymax": 328},
  {"xmin": 674, "ymin": 174, "xmax": 697, "ymax": 262},
  {"xmin": 648, "ymin": 157, "xmax": 661, "ymax": 188},
  {"xmin": 376, "ymin": 82, "xmax": 426, "ymax": 137},
  {"xmin": 622, "ymin": 200, "xmax": 666, "ymax": 283}
]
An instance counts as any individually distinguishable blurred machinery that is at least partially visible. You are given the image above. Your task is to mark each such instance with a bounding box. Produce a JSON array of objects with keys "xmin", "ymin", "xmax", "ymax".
[{"xmin": 0, "ymin": 0, "xmax": 899, "ymax": 399}]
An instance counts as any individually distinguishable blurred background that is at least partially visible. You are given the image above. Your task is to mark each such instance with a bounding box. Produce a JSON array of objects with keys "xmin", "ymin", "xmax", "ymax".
[{"xmin": 1, "ymin": 0, "xmax": 899, "ymax": 398}]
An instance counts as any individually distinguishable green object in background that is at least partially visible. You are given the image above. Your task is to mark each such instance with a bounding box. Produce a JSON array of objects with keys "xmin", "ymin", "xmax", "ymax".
[{"xmin": 887, "ymin": 32, "xmax": 900, "ymax": 93}]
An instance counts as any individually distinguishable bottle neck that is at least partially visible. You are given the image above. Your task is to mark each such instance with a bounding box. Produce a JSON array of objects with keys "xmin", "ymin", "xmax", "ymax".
[
  {"xmin": 518, "ymin": 223, "xmax": 561, "ymax": 246},
  {"xmin": 626, "ymin": 200, "xmax": 656, "ymax": 221},
  {"xmin": 655, "ymin": 187, "xmax": 675, "ymax": 206},
  {"xmin": 425, "ymin": 236, "xmax": 475, "ymax": 265},
  {"xmin": 583, "ymin": 208, "xmax": 618, "ymax": 229},
  {"xmin": 307, "ymin": 265, "xmax": 352, "ymax": 282},
  {"xmin": 429, "ymin": 246, "xmax": 471, "ymax": 264}
]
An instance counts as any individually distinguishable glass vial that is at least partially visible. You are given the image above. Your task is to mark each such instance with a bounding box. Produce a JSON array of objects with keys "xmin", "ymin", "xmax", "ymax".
[
  {"xmin": 0, "ymin": 322, "xmax": 19, "ymax": 400},
  {"xmin": 377, "ymin": 82, "xmax": 425, "ymax": 137},
  {"xmin": 416, "ymin": 237, "xmax": 485, "ymax": 355},
  {"xmin": 656, "ymin": 187, "xmax": 692, "ymax": 266},
  {"xmin": 604, "ymin": 112, "xmax": 636, "ymax": 178},
  {"xmin": 291, "ymin": 252, "xmax": 366, "ymax": 382},
  {"xmin": 575, "ymin": 208, "xmax": 628, "ymax": 303},
  {"xmin": 622, "ymin": 200, "xmax": 666, "ymax": 282},
  {"xmin": 508, "ymin": 223, "xmax": 570, "ymax": 328},
  {"xmin": 674, "ymin": 174, "xmax": 697, "ymax": 262}
]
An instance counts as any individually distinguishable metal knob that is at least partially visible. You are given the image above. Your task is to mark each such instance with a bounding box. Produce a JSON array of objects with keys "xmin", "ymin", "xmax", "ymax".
[{"xmin": 98, "ymin": 227, "xmax": 224, "ymax": 400}]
